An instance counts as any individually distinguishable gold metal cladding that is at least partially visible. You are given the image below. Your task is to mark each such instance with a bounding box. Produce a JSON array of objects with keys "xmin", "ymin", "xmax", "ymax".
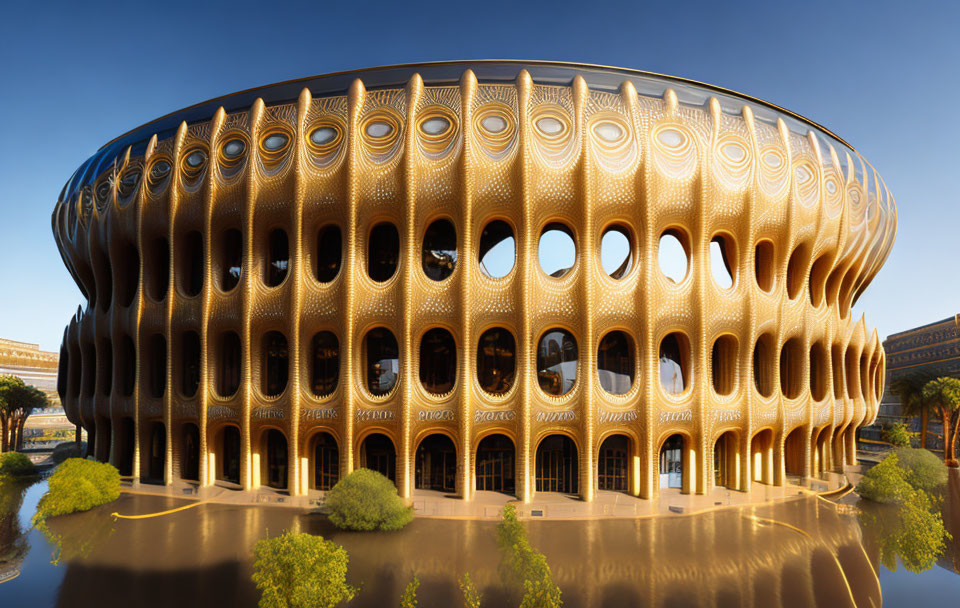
[{"xmin": 52, "ymin": 66, "xmax": 897, "ymax": 504}]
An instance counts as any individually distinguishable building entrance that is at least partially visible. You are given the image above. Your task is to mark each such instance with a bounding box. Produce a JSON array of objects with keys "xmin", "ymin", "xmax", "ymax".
[
  {"xmin": 536, "ymin": 435, "xmax": 578, "ymax": 494},
  {"xmin": 415, "ymin": 434, "xmax": 457, "ymax": 492},
  {"xmin": 475, "ymin": 434, "xmax": 515, "ymax": 495},
  {"xmin": 598, "ymin": 435, "xmax": 629, "ymax": 492}
]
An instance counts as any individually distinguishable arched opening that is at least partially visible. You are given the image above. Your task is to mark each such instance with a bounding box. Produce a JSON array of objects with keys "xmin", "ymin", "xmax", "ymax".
[
  {"xmin": 600, "ymin": 225, "xmax": 633, "ymax": 279},
  {"xmin": 220, "ymin": 228, "xmax": 242, "ymax": 291},
  {"xmin": 709, "ymin": 234, "xmax": 736, "ymax": 289},
  {"xmin": 364, "ymin": 328, "xmax": 399, "ymax": 396},
  {"xmin": 808, "ymin": 254, "xmax": 831, "ymax": 307},
  {"xmin": 120, "ymin": 335, "xmax": 136, "ymax": 397},
  {"xmin": 178, "ymin": 230, "xmax": 204, "ymax": 297},
  {"xmin": 262, "ymin": 429, "xmax": 288, "ymax": 490},
  {"xmin": 859, "ymin": 353, "xmax": 870, "ymax": 401},
  {"xmin": 147, "ymin": 334, "xmax": 166, "ymax": 399},
  {"xmin": 311, "ymin": 432, "xmax": 339, "ymax": 490},
  {"xmin": 845, "ymin": 348, "xmax": 859, "ymax": 399},
  {"xmin": 261, "ymin": 331, "xmax": 289, "ymax": 397},
  {"xmin": 117, "ymin": 417, "xmax": 135, "ymax": 477},
  {"xmin": 750, "ymin": 429, "xmax": 774, "ymax": 484},
  {"xmin": 658, "ymin": 229, "xmax": 689, "ymax": 284},
  {"xmin": 711, "ymin": 335, "xmax": 738, "ymax": 396},
  {"xmin": 536, "ymin": 329, "xmax": 578, "ymax": 396},
  {"xmin": 779, "ymin": 338, "xmax": 803, "ymax": 399},
  {"xmin": 659, "ymin": 333, "xmax": 690, "ymax": 395},
  {"xmin": 265, "ymin": 228, "xmax": 288, "ymax": 287},
  {"xmin": 597, "ymin": 331, "xmax": 634, "ymax": 395},
  {"xmin": 57, "ymin": 344, "xmax": 68, "ymax": 402},
  {"xmin": 217, "ymin": 332, "xmax": 242, "ymax": 398},
  {"xmin": 180, "ymin": 331, "xmax": 201, "ymax": 398},
  {"xmin": 753, "ymin": 334, "xmax": 775, "ymax": 397},
  {"xmin": 360, "ymin": 433, "xmax": 396, "ymax": 484},
  {"xmin": 831, "ymin": 344, "xmax": 845, "ymax": 399},
  {"xmin": 310, "ymin": 331, "xmax": 339, "ymax": 396},
  {"xmin": 217, "ymin": 426, "xmax": 242, "ymax": 485},
  {"xmin": 96, "ymin": 417, "xmax": 112, "ymax": 463},
  {"xmin": 784, "ymin": 427, "xmax": 807, "ymax": 477},
  {"xmin": 535, "ymin": 435, "xmax": 578, "ymax": 494},
  {"xmin": 754, "ymin": 240, "xmax": 774, "ymax": 292},
  {"xmin": 145, "ymin": 236, "xmax": 169, "ymax": 301},
  {"xmin": 82, "ymin": 342, "xmax": 96, "ymax": 398},
  {"xmin": 368, "ymin": 222, "xmax": 400, "ymax": 282},
  {"xmin": 475, "ymin": 434, "xmax": 515, "ymax": 495},
  {"xmin": 714, "ymin": 431, "xmax": 739, "ymax": 490},
  {"xmin": 419, "ymin": 328, "xmax": 456, "ymax": 394},
  {"xmin": 785, "ymin": 243, "xmax": 811, "ymax": 300},
  {"xmin": 478, "ymin": 219, "xmax": 515, "ymax": 279},
  {"xmin": 315, "ymin": 225, "xmax": 342, "ymax": 283},
  {"xmin": 809, "ymin": 342, "xmax": 828, "ymax": 401},
  {"xmin": 812, "ymin": 427, "xmax": 830, "ymax": 476},
  {"xmin": 415, "ymin": 434, "xmax": 457, "ymax": 492},
  {"xmin": 422, "ymin": 219, "xmax": 457, "ymax": 281},
  {"xmin": 95, "ymin": 247, "xmax": 113, "ymax": 312},
  {"xmin": 115, "ymin": 240, "xmax": 140, "ymax": 307},
  {"xmin": 146, "ymin": 421, "xmax": 165, "ymax": 482},
  {"xmin": 538, "ymin": 222, "xmax": 576, "ymax": 278},
  {"xmin": 98, "ymin": 338, "xmax": 112, "ymax": 397},
  {"xmin": 597, "ymin": 435, "xmax": 629, "ymax": 492},
  {"xmin": 659, "ymin": 434, "xmax": 685, "ymax": 489},
  {"xmin": 181, "ymin": 423, "xmax": 200, "ymax": 482},
  {"xmin": 477, "ymin": 327, "xmax": 516, "ymax": 395}
]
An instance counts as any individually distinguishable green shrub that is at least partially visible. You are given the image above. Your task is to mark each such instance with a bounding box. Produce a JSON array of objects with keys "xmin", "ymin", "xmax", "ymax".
[
  {"xmin": 324, "ymin": 468, "xmax": 413, "ymax": 531},
  {"xmin": 883, "ymin": 422, "xmax": 916, "ymax": 448},
  {"xmin": 252, "ymin": 531, "xmax": 357, "ymax": 608},
  {"xmin": 460, "ymin": 572, "xmax": 481, "ymax": 608},
  {"xmin": 0, "ymin": 451, "xmax": 36, "ymax": 477},
  {"xmin": 892, "ymin": 447, "xmax": 948, "ymax": 492},
  {"xmin": 857, "ymin": 449, "xmax": 947, "ymax": 503},
  {"xmin": 51, "ymin": 441, "xmax": 84, "ymax": 464},
  {"xmin": 33, "ymin": 458, "xmax": 120, "ymax": 522},
  {"xmin": 400, "ymin": 574, "xmax": 420, "ymax": 608},
  {"xmin": 496, "ymin": 505, "xmax": 562, "ymax": 608}
]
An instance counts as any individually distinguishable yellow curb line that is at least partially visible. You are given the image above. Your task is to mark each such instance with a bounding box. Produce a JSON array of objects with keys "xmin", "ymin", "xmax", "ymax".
[{"xmin": 111, "ymin": 500, "xmax": 205, "ymax": 520}]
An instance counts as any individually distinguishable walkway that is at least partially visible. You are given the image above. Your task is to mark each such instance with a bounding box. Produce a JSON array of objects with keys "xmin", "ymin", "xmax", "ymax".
[{"xmin": 118, "ymin": 470, "xmax": 850, "ymax": 520}]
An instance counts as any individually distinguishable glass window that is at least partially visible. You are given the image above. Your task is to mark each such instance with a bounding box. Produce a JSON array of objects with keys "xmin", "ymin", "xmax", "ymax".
[
  {"xmin": 597, "ymin": 331, "xmax": 634, "ymax": 395},
  {"xmin": 266, "ymin": 229, "xmax": 288, "ymax": 287},
  {"xmin": 600, "ymin": 226, "xmax": 632, "ymax": 279},
  {"xmin": 218, "ymin": 332, "xmax": 241, "ymax": 397},
  {"xmin": 180, "ymin": 231, "xmax": 203, "ymax": 297},
  {"xmin": 478, "ymin": 220, "xmax": 515, "ymax": 279},
  {"xmin": 658, "ymin": 231, "xmax": 688, "ymax": 284},
  {"xmin": 262, "ymin": 331, "xmax": 288, "ymax": 397},
  {"xmin": 419, "ymin": 328, "xmax": 456, "ymax": 394},
  {"xmin": 537, "ymin": 329, "xmax": 578, "ymax": 396},
  {"xmin": 368, "ymin": 223, "xmax": 400, "ymax": 282},
  {"xmin": 477, "ymin": 328, "xmax": 516, "ymax": 395},
  {"xmin": 181, "ymin": 331, "xmax": 201, "ymax": 398},
  {"xmin": 310, "ymin": 331, "xmax": 339, "ymax": 396},
  {"xmin": 422, "ymin": 219, "xmax": 458, "ymax": 281},
  {"xmin": 538, "ymin": 223, "xmax": 576, "ymax": 278},
  {"xmin": 222, "ymin": 229, "xmax": 242, "ymax": 291},
  {"xmin": 659, "ymin": 333, "xmax": 689, "ymax": 394},
  {"xmin": 365, "ymin": 328, "xmax": 399, "ymax": 395},
  {"xmin": 315, "ymin": 225, "xmax": 342, "ymax": 283}
]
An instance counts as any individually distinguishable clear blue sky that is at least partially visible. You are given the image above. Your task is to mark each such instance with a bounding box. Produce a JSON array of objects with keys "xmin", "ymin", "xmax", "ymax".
[{"xmin": 1, "ymin": 0, "xmax": 957, "ymax": 352}]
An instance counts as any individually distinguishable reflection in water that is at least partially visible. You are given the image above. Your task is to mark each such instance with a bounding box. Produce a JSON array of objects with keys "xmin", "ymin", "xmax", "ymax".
[
  {"xmin": 0, "ymin": 477, "xmax": 30, "ymax": 583},
  {"xmin": 1, "ymin": 475, "xmax": 959, "ymax": 606}
]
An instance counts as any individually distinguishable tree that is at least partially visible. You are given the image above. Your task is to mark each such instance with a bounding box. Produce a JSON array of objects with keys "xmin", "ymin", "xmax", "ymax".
[
  {"xmin": 883, "ymin": 422, "xmax": 916, "ymax": 448},
  {"xmin": 400, "ymin": 574, "xmax": 419, "ymax": 608},
  {"xmin": 496, "ymin": 505, "xmax": 562, "ymax": 608},
  {"xmin": 324, "ymin": 468, "xmax": 414, "ymax": 531},
  {"xmin": 0, "ymin": 375, "xmax": 48, "ymax": 452},
  {"xmin": 921, "ymin": 377, "xmax": 960, "ymax": 466},
  {"xmin": 889, "ymin": 373, "xmax": 934, "ymax": 449},
  {"xmin": 251, "ymin": 531, "xmax": 358, "ymax": 608},
  {"xmin": 459, "ymin": 573, "xmax": 481, "ymax": 608}
]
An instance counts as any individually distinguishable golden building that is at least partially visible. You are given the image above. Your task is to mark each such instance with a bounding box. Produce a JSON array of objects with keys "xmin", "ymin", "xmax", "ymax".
[{"xmin": 52, "ymin": 61, "xmax": 896, "ymax": 502}]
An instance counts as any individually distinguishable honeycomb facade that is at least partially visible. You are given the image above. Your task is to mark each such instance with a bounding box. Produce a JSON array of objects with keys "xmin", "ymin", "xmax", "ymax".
[{"xmin": 52, "ymin": 62, "xmax": 896, "ymax": 502}]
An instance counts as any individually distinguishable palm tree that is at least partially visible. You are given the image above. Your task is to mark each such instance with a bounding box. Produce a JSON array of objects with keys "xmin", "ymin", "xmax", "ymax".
[
  {"xmin": 889, "ymin": 372, "xmax": 935, "ymax": 448},
  {"xmin": 922, "ymin": 377, "xmax": 960, "ymax": 467}
]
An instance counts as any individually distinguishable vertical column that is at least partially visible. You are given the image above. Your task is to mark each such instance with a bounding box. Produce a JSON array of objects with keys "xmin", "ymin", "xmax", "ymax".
[
  {"xmin": 342, "ymin": 79, "xmax": 365, "ymax": 478},
  {"xmin": 200, "ymin": 108, "xmax": 226, "ymax": 488},
  {"xmin": 573, "ymin": 76, "xmax": 596, "ymax": 502},
  {"xmin": 458, "ymin": 70, "xmax": 477, "ymax": 501},
  {"xmin": 399, "ymin": 75, "xmax": 424, "ymax": 499},
  {"xmin": 241, "ymin": 100, "xmax": 265, "ymax": 490},
  {"xmin": 289, "ymin": 88, "xmax": 312, "ymax": 496},
  {"xmin": 516, "ymin": 70, "xmax": 534, "ymax": 503}
]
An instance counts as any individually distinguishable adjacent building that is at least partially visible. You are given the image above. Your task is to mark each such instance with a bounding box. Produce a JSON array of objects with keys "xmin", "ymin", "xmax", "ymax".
[{"xmin": 51, "ymin": 62, "xmax": 896, "ymax": 502}]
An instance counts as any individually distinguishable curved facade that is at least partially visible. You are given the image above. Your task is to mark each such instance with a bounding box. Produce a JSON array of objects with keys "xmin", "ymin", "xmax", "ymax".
[{"xmin": 52, "ymin": 61, "xmax": 896, "ymax": 502}]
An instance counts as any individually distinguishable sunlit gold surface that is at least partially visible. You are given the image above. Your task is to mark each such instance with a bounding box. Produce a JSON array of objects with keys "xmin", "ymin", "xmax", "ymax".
[{"xmin": 51, "ymin": 64, "xmax": 896, "ymax": 502}]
